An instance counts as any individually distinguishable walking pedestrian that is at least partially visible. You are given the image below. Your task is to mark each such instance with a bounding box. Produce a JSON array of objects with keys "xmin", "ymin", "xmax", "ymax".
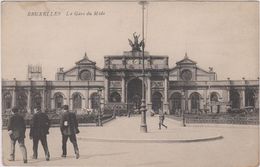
[
  {"xmin": 7, "ymin": 107, "xmax": 28, "ymax": 163},
  {"xmin": 158, "ymin": 109, "xmax": 167, "ymax": 130},
  {"xmin": 60, "ymin": 105, "xmax": 80, "ymax": 159},
  {"xmin": 29, "ymin": 106, "xmax": 50, "ymax": 161}
]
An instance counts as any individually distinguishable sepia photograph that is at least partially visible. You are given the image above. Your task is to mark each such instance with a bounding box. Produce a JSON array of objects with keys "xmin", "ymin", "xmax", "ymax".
[{"xmin": 1, "ymin": 1, "xmax": 259, "ymax": 167}]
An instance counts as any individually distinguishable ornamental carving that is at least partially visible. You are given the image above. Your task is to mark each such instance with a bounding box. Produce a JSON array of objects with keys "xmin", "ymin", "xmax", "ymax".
[
  {"xmin": 151, "ymin": 81, "xmax": 164, "ymax": 88},
  {"xmin": 110, "ymin": 81, "xmax": 121, "ymax": 88}
]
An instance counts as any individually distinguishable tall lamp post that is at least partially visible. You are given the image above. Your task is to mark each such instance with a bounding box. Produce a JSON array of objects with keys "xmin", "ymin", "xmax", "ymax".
[
  {"xmin": 139, "ymin": 1, "xmax": 148, "ymax": 133},
  {"xmin": 97, "ymin": 88, "xmax": 103, "ymax": 126}
]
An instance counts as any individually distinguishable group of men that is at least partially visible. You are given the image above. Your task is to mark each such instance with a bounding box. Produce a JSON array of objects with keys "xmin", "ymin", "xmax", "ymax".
[{"xmin": 7, "ymin": 105, "xmax": 80, "ymax": 163}]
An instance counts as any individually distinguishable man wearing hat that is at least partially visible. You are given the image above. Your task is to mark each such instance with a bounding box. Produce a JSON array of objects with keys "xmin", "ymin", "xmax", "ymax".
[
  {"xmin": 29, "ymin": 106, "xmax": 50, "ymax": 161},
  {"xmin": 60, "ymin": 105, "xmax": 80, "ymax": 159},
  {"xmin": 7, "ymin": 107, "xmax": 28, "ymax": 163}
]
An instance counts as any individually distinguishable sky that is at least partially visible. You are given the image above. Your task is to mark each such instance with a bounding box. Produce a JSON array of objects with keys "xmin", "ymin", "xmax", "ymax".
[{"xmin": 1, "ymin": 1, "xmax": 259, "ymax": 80}]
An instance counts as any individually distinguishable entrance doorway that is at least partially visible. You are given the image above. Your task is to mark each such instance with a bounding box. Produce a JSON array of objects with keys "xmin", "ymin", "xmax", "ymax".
[
  {"xmin": 152, "ymin": 92, "xmax": 163, "ymax": 114},
  {"xmin": 127, "ymin": 78, "xmax": 143, "ymax": 112}
]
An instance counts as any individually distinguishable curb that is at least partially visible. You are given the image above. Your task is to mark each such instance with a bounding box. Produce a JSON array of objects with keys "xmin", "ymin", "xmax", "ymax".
[{"xmin": 78, "ymin": 135, "xmax": 224, "ymax": 143}]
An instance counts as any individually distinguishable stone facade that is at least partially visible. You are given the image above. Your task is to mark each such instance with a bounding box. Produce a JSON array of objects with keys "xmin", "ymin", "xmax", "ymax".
[{"xmin": 2, "ymin": 51, "xmax": 259, "ymax": 115}]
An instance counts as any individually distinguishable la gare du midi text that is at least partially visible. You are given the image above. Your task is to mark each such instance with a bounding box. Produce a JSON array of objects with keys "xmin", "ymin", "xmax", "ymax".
[{"xmin": 27, "ymin": 11, "xmax": 105, "ymax": 16}]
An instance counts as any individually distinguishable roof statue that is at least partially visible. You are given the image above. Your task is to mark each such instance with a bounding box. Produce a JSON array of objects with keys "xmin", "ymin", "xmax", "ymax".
[{"xmin": 128, "ymin": 32, "xmax": 145, "ymax": 52}]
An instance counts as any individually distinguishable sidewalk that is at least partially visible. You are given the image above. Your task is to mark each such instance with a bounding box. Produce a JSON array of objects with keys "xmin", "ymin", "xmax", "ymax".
[{"xmin": 2, "ymin": 115, "xmax": 259, "ymax": 167}]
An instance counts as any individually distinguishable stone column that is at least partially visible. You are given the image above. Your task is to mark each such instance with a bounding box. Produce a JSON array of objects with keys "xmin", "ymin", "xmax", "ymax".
[
  {"xmin": 146, "ymin": 74, "xmax": 152, "ymax": 115},
  {"xmin": 12, "ymin": 89, "xmax": 16, "ymax": 108},
  {"xmin": 122, "ymin": 76, "xmax": 126, "ymax": 103},
  {"xmin": 163, "ymin": 76, "xmax": 169, "ymax": 114},
  {"xmin": 51, "ymin": 98, "xmax": 55, "ymax": 110},
  {"xmin": 42, "ymin": 89, "xmax": 45, "ymax": 112},
  {"xmin": 104, "ymin": 76, "xmax": 109, "ymax": 103},
  {"xmin": 241, "ymin": 88, "xmax": 245, "ymax": 108},
  {"xmin": 27, "ymin": 89, "xmax": 31, "ymax": 113},
  {"xmin": 85, "ymin": 85, "xmax": 89, "ymax": 109}
]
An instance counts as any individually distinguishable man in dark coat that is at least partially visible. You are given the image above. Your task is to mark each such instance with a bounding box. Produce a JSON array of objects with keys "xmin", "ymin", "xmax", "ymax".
[
  {"xmin": 158, "ymin": 109, "xmax": 167, "ymax": 130},
  {"xmin": 7, "ymin": 107, "xmax": 28, "ymax": 163},
  {"xmin": 60, "ymin": 105, "xmax": 80, "ymax": 159},
  {"xmin": 29, "ymin": 106, "xmax": 50, "ymax": 161}
]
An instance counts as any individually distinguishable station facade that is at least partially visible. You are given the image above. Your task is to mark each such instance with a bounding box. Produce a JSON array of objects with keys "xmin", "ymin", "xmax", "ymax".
[{"xmin": 2, "ymin": 48, "xmax": 259, "ymax": 115}]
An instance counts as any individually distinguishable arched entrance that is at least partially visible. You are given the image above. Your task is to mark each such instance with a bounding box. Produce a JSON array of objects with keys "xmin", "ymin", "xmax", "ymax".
[
  {"xmin": 127, "ymin": 78, "xmax": 143, "ymax": 111},
  {"xmin": 170, "ymin": 92, "xmax": 182, "ymax": 115},
  {"xmin": 152, "ymin": 92, "xmax": 163, "ymax": 114},
  {"xmin": 230, "ymin": 90, "xmax": 240, "ymax": 109}
]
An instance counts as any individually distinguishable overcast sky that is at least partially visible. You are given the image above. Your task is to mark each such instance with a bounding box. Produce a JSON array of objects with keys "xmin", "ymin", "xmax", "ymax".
[{"xmin": 1, "ymin": 1, "xmax": 259, "ymax": 80}]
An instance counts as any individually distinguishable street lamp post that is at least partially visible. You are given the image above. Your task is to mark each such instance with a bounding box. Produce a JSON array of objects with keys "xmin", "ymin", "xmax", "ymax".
[
  {"xmin": 97, "ymin": 88, "xmax": 103, "ymax": 126},
  {"xmin": 139, "ymin": 1, "xmax": 148, "ymax": 133}
]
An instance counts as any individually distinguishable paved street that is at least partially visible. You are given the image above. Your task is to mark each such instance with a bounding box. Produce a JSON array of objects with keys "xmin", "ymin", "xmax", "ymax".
[{"xmin": 2, "ymin": 115, "xmax": 259, "ymax": 167}]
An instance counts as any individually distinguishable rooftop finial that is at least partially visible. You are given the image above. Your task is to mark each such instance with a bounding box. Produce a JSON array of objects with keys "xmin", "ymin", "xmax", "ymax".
[
  {"xmin": 84, "ymin": 52, "xmax": 88, "ymax": 59},
  {"xmin": 184, "ymin": 52, "xmax": 188, "ymax": 59}
]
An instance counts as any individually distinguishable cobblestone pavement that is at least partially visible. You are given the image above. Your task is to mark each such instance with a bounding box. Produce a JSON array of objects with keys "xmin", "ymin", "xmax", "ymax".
[{"xmin": 1, "ymin": 115, "xmax": 259, "ymax": 167}]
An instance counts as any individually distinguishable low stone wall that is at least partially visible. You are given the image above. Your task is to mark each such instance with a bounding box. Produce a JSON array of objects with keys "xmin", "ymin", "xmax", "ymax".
[{"xmin": 168, "ymin": 112, "xmax": 259, "ymax": 125}]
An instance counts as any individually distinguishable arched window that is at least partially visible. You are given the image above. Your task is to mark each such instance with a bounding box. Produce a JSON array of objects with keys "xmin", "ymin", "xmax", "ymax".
[
  {"xmin": 230, "ymin": 90, "xmax": 240, "ymax": 109},
  {"xmin": 2, "ymin": 93, "xmax": 12, "ymax": 110},
  {"xmin": 32, "ymin": 92, "xmax": 42, "ymax": 111},
  {"xmin": 152, "ymin": 92, "xmax": 163, "ymax": 114},
  {"xmin": 210, "ymin": 92, "xmax": 219, "ymax": 102},
  {"xmin": 73, "ymin": 93, "xmax": 82, "ymax": 110},
  {"xmin": 54, "ymin": 93, "xmax": 64, "ymax": 109},
  {"xmin": 190, "ymin": 92, "xmax": 201, "ymax": 113},
  {"xmin": 170, "ymin": 92, "xmax": 182, "ymax": 115},
  {"xmin": 91, "ymin": 93, "xmax": 100, "ymax": 110},
  {"xmin": 16, "ymin": 91, "xmax": 27, "ymax": 112},
  {"xmin": 109, "ymin": 92, "xmax": 121, "ymax": 102},
  {"xmin": 245, "ymin": 89, "xmax": 255, "ymax": 107}
]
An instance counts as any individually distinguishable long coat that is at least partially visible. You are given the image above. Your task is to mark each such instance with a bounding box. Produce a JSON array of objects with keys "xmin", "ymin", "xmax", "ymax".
[
  {"xmin": 29, "ymin": 111, "xmax": 50, "ymax": 138},
  {"xmin": 60, "ymin": 111, "xmax": 79, "ymax": 136},
  {"xmin": 7, "ymin": 113, "xmax": 26, "ymax": 140}
]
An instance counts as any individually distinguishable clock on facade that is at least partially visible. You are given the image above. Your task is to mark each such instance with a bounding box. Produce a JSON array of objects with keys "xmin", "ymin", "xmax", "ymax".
[
  {"xmin": 181, "ymin": 69, "xmax": 192, "ymax": 81},
  {"xmin": 80, "ymin": 70, "xmax": 91, "ymax": 80}
]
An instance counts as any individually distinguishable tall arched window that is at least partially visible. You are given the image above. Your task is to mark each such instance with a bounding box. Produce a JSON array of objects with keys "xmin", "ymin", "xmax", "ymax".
[
  {"xmin": 73, "ymin": 93, "xmax": 82, "ymax": 110},
  {"xmin": 230, "ymin": 90, "xmax": 240, "ymax": 109},
  {"xmin": 2, "ymin": 93, "xmax": 12, "ymax": 111},
  {"xmin": 210, "ymin": 92, "xmax": 219, "ymax": 102},
  {"xmin": 109, "ymin": 92, "xmax": 121, "ymax": 102},
  {"xmin": 54, "ymin": 93, "xmax": 64, "ymax": 109},
  {"xmin": 91, "ymin": 93, "xmax": 99, "ymax": 110},
  {"xmin": 32, "ymin": 92, "xmax": 42, "ymax": 111},
  {"xmin": 170, "ymin": 92, "xmax": 182, "ymax": 115},
  {"xmin": 245, "ymin": 89, "xmax": 255, "ymax": 107},
  {"xmin": 190, "ymin": 92, "xmax": 201, "ymax": 113},
  {"xmin": 152, "ymin": 92, "xmax": 163, "ymax": 114},
  {"xmin": 16, "ymin": 91, "xmax": 27, "ymax": 112}
]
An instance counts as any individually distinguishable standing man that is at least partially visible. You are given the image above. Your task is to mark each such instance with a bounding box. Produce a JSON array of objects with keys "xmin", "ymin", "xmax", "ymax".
[
  {"xmin": 60, "ymin": 105, "xmax": 80, "ymax": 159},
  {"xmin": 158, "ymin": 109, "xmax": 167, "ymax": 130},
  {"xmin": 29, "ymin": 106, "xmax": 50, "ymax": 161},
  {"xmin": 7, "ymin": 107, "xmax": 28, "ymax": 163}
]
